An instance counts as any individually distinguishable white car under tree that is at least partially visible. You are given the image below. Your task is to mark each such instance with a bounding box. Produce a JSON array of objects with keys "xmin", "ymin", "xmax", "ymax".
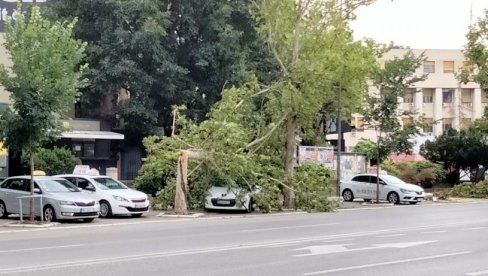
[{"xmin": 340, "ymin": 173, "xmax": 425, "ymax": 204}]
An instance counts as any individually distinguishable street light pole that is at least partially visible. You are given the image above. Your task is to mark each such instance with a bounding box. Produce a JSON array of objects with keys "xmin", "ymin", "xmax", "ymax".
[{"xmin": 336, "ymin": 85, "xmax": 342, "ymax": 197}]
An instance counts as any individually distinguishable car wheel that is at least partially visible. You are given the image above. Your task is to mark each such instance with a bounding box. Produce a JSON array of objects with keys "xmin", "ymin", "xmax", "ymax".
[
  {"xmin": 43, "ymin": 206, "xmax": 56, "ymax": 222},
  {"xmin": 83, "ymin": 218, "xmax": 95, "ymax": 222},
  {"xmin": 342, "ymin": 189, "xmax": 354, "ymax": 202},
  {"xmin": 0, "ymin": 201, "xmax": 8, "ymax": 219},
  {"xmin": 131, "ymin": 214, "xmax": 143, "ymax": 218},
  {"xmin": 246, "ymin": 199, "xmax": 253, "ymax": 213},
  {"xmin": 99, "ymin": 201, "xmax": 112, "ymax": 218},
  {"xmin": 387, "ymin": 192, "xmax": 400, "ymax": 204},
  {"xmin": 409, "ymin": 202, "xmax": 418, "ymax": 205}
]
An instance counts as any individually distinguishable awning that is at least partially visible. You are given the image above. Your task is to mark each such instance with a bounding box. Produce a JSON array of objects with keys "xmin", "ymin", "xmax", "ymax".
[{"xmin": 59, "ymin": 131, "xmax": 125, "ymax": 140}]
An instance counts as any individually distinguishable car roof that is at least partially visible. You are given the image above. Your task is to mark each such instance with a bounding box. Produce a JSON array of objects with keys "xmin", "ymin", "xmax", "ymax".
[
  {"xmin": 4, "ymin": 176, "xmax": 66, "ymax": 180},
  {"xmin": 55, "ymin": 174, "xmax": 110, "ymax": 179}
]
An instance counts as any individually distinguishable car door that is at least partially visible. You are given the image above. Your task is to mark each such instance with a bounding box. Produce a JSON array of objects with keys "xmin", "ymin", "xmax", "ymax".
[
  {"xmin": 0, "ymin": 179, "xmax": 17, "ymax": 213},
  {"xmin": 368, "ymin": 176, "xmax": 383, "ymax": 200},
  {"xmin": 352, "ymin": 175, "xmax": 370, "ymax": 198},
  {"xmin": 7, "ymin": 179, "xmax": 30, "ymax": 214}
]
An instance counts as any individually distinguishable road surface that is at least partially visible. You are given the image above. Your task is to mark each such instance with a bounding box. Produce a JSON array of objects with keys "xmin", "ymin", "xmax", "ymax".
[{"xmin": 1, "ymin": 202, "xmax": 487, "ymax": 275}]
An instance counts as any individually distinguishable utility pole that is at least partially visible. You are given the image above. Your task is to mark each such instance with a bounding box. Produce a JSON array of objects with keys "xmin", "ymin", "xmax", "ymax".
[{"xmin": 336, "ymin": 85, "xmax": 342, "ymax": 197}]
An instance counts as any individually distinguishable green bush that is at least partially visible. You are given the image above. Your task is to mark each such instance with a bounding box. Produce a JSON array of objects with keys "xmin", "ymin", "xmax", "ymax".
[
  {"xmin": 30, "ymin": 147, "xmax": 81, "ymax": 175},
  {"xmin": 450, "ymin": 181, "xmax": 488, "ymax": 198},
  {"xmin": 381, "ymin": 160, "xmax": 444, "ymax": 188},
  {"xmin": 294, "ymin": 162, "xmax": 339, "ymax": 212}
]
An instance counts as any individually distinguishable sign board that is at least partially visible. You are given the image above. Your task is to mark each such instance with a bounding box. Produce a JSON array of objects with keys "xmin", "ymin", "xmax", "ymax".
[
  {"xmin": 73, "ymin": 165, "xmax": 100, "ymax": 176},
  {"xmin": 298, "ymin": 146, "xmax": 335, "ymax": 167}
]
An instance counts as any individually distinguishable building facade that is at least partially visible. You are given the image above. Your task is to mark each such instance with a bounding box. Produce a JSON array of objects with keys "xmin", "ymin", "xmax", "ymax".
[{"xmin": 329, "ymin": 49, "xmax": 484, "ymax": 152}]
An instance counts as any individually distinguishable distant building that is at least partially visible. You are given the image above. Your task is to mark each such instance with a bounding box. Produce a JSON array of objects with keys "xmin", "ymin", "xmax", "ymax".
[{"xmin": 328, "ymin": 49, "xmax": 483, "ymax": 153}]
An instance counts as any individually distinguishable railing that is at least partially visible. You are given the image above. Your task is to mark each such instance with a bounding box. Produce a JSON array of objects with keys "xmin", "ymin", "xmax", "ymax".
[{"xmin": 17, "ymin": 195, "xmax": 44, "ymax": 222}]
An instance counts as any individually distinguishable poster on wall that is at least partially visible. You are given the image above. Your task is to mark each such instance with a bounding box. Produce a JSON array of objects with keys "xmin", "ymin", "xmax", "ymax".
[
  {"xmin": 0, "ymin": 0, "xmax": 47, "ymax": 32},
  {"xmin": 297, "ymin": 146, "xmax": 335, "ymax": 168}
]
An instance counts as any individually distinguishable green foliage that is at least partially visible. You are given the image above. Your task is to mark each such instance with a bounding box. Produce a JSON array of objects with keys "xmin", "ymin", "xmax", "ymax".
[
  {"xmin": 294, "ymin": 162, "xmax": 338, "ymax": 212},
  {"xmin": 353, "ymin": 139, "xmax": 377, "ymax": 161},
  {"xmin": 459, "ymin": 9, "xmax": 488, "ymax": 91},
  {"xmin": 29, "ymin": 147, "xmax": 81, "ymax": 175},
  {"xmin": 362, "ymin": 51, "xmax": 426, "ymax": 164},
  {"xmin": 420, "ymin": 128, "xmax": 488, "ymax": 183},
  {"xmin": 0, "ymin": 5, "xmax": 87, "ymax": 170},
  {"xmin": 380, "ymin": 160, "xmax": 444, "ymax": 188},
  {"xmin": 449, "ymin": 181, "xmax": 488, "ymax": 198},
  {"xmin": 45, "ymin": 0, "xmax": 278, "ymax": 142}
]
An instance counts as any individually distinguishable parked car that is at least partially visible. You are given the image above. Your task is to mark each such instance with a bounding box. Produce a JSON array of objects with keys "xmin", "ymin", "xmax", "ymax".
[
  {"xmin": 0, "ymin": 176, "xmax": 99, "ymax": 222},
  {"xmin": 340, "ymin": 173, "xmax": 425, "ymax": 204},
  {"xmin": 55, "ymin": 174, "xmax": 149, "ymax": 218},
  {"xmin": 205, "ymin": 185, "xmax": 256, "ymax": 212}
]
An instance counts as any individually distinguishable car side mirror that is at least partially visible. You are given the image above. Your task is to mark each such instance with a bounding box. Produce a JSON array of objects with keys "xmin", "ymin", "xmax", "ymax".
[
  {"xmin": 85, "ymin": 187, "xmax": 96, "ymax": 192},
  {"xmin": 379, "ymin": 181, "xmax": 386, "ymax": 185},
  {"xmin": 33, "ymin": 188, "xmax": 41, "ymax": 194}
]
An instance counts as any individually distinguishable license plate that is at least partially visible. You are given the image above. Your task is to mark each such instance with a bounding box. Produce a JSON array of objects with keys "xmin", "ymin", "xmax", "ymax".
[
  {"xmin": 135, "ymin": 204, "xmax": 145, "ymax": 208},
  {"xmin": 217, "ymin": 200, "xmax": 230, "ymax": 205},
  {"xmin": 81, "ymin": 208, "xmax": 93, "ymax": 213}
]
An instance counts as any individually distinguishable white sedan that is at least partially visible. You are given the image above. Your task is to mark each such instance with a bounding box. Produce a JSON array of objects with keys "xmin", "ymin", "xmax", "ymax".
[
  {"xmin": 56, "ymin": 174, "xmax": 149, "ymax": 218},
  {"xmin": 340, "ymin": 173, "xmax": 425, "ymax": 204},
  {"xmin": 205, "ymin": 186, "xmax": 255, "ymax": 212}
]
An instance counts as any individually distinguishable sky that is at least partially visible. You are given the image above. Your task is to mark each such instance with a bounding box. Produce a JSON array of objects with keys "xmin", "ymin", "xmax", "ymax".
[{"xmin": 351, "ymin": 0, "xmax": 488, "ymax": 49}]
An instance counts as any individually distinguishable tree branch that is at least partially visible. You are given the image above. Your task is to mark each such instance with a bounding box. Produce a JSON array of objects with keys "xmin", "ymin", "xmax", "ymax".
[{"xmin": 239, "ymin": 111, "xmax": 290, "ymax": 152}]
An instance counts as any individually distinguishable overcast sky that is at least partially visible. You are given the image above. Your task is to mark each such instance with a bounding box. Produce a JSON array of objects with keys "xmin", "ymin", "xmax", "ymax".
[{"xmin": 351, "ymin": 0, "xmax": 488, "ymax": 49}]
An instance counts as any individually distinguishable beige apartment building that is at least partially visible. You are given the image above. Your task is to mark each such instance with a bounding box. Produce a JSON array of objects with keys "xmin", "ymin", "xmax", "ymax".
[{"xmin": 331, "ymin": 49, "xmax": 484, "ymax": 152}]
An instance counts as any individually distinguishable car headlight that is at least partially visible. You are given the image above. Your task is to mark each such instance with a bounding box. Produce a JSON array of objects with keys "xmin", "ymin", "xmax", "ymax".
[
  {"xmin": 59, "ymin": 201, "xmax": 76, "ymax": 206},
  {"xmin": 400, "ymin": 188, "xmax": 414, "ymax": 194},
  {"xmin": 113, "ymin": 195, "xmax": 129, "ymax": 202}
]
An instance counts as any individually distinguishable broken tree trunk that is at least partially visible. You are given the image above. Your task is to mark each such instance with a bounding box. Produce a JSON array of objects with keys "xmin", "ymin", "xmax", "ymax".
[{"xmin": 174, "ymin": 150, "xmax": 206, "ymax": 215}]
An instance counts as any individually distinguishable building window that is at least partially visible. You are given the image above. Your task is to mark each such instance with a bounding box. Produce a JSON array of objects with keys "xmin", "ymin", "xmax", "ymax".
[
  {"xmin": 423, "ymin": 125, "xmax": 433, "ymax": 133},
  {"xmin": 72, "ymin": 142, "xmax": 95, "ymax": 158},
  {"xmin": 423, "ymin": 95, "xmax": 433, "ymax": 103},
  {"xmin": 423, "ymin": 88, "xmax": 434, "ymax": 103},
  {"xmin": 404, "ymin": 97, "xmax": 414, "ymax": 103},
  {"xmin": 443, "ymin": 123, "xmax": 452, "ymax": 131},
  {"xmin": 442, "ymin": 89, "xmax": 454, "ymax": 103},
  {"xmin": 83, "ymin": 143, "xmax": 95, "ymax": 158},
  {"xmin": 424, "ymin": 61, "xmax": 435, "ymax": 73},
  {"xmin": 443, "ymin": 61, "xmax": 454, "ymax": 73}
]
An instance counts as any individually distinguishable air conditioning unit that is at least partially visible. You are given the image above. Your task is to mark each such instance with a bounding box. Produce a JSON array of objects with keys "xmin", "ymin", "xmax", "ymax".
[
  {"xmin": 409, "ymin": 103, "xmax": 414, "ymax": 107},
  {"xmin": 467, "ymin": 103, "xmax": 473, "ymax": 107}
]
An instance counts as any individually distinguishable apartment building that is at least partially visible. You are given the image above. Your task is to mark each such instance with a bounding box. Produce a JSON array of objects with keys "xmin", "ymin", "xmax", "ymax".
[{"xmin": 332, "ymin": 49, "xmax": 484, "ymax": 152}]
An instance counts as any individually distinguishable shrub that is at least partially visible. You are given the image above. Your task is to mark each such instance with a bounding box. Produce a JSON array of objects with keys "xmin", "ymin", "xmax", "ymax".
[
  {"xmin": 450, "ymin": 181, "xmax": 488, "ymax": 198},
  {"xmin": 381, "ymin": 160, "xmax": 444, "ymax": 188},
  {"xmin": 30, "ymin": 147, "xmax": 81, "ymax": 175},
  {"xmin": 294, "ymin": 162, "xmax": 339, "ymax": 212}
]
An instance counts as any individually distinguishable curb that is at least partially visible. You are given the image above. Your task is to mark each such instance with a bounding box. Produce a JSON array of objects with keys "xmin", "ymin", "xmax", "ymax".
[
  {"xmin": 3, "ymin": 221, "xmax": 60, "ymax": 228},
  {"xmin": 157, "ymin": 212, "xmax": 205, "ymax": 218}
]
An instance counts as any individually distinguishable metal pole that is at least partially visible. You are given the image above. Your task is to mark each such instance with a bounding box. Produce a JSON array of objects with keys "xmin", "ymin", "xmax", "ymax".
[
  {"xmin": 337, "ymin": 85, "xmax": 342, "ymax": 197},
  {"xmin": 40, "ymin": 196, "xmax": 43, "ymax": 222},
  {"xmin": 18, "ymin": 198, "xmax": 23, "ymax": 223}
]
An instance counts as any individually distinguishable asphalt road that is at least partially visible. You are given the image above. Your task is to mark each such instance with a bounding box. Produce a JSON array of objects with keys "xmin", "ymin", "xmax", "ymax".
[{"xmin": 1, "ymin": 202, "xmax": 488, "ymax": 275}]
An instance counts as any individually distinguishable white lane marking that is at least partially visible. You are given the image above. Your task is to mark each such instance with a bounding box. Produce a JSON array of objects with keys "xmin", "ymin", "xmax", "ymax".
[
  {"xmin": 303, "ymin": 251, "xmax": 471, "ymax": 275},
  {"xmin": 376, "ymin": 234, "xmax": 405, "ymax": 238},
  {"xmin": 462, "ymin": 227, "xmax": 488, "ymax": 231},
  {"xmin": 467, "ymin": 270, "xmax": 488, "ymax": 275},
  {"xmin": 293, "ymin": 241, "xmax": 436, "ymax": 257},
  {"xmin": 420, "ymin": 230, "xmax": 447, "ymax": 234},
  {"xmin": 0, "ymin": 244, "xmax": 82, "ymax": 253},
  {"xmin": 240, "ymin": 223, "xmax": 341, "ymax": 233},
  {"xmin": 322, "ymin": 238, "xmax": 355, "ymax": 243}
]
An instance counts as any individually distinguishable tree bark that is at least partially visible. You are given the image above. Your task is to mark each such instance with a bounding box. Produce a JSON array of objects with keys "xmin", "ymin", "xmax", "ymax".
[
  {"xmin": 283, "ymin": 115, "xmax": 297, "ymax": 209},
  {"xmin": 174, "ymin": 150, "xmax": 188, "ymax": 215}
]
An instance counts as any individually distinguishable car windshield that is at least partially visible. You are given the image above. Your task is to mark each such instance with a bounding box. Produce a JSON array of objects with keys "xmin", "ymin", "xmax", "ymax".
[
  {"xmin": 38, "ymin": 179, "xmax": 80, "ymax": 193},
  {"xmin": 92, "ymin": 177, "xmax": 127, "ymax": 190},
  {"xmin": 380, "ymin": 175, "xmax": 406, "ymax": 185}
]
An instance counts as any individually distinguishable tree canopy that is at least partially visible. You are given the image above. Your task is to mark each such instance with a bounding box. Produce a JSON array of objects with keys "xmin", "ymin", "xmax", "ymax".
[
  {"xmin": 0, "ymin": 5, "xmax": 87, "ymax": 220},
  {"xmin": 45, "ymin": 0, "xmax": 278, "ymax": 144}
]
